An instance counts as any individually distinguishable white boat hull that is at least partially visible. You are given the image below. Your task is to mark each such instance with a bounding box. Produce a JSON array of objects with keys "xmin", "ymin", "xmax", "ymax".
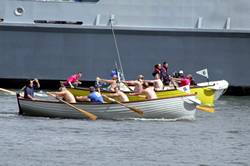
[{"xmin": 17, "ymin": 95, "xmax": 197, "ymax": 120}]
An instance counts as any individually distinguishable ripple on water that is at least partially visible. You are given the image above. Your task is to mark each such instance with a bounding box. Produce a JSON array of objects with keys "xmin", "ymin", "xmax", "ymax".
[{"xmin": 0, "ymin": 95, "xmax": 250, "ymax": 166}]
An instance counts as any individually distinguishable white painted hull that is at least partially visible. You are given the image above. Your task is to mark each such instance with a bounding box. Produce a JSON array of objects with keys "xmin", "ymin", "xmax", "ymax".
[{"xmin": 17, "ymin": 95, "xmax": 197, "ymax": 120}]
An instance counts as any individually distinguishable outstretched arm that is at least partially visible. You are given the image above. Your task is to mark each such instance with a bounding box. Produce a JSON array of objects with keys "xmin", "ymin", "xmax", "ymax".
[
  {"xmin": 123, "ymin": 80, "xmax": 138, "ymax": 86},
  {"xmin": 50, "ymin": 91, "xmax": 65, "ymax": 97},
  {"xmin": 144, "ymin": 80, "xmax": 155, "ymax": 84},
  {"xmin": 96, "ymin": 77, "xmax": 115, "ymax": 84}
]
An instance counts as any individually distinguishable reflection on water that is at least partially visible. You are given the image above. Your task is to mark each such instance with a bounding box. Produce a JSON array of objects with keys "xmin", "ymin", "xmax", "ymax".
[{"xmin": 0, "ymin": 93, "xmax": 249, "ymax": 166}]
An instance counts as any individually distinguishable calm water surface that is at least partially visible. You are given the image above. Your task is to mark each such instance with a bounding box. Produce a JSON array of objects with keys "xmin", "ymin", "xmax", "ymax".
[{"xmin": 0, "ymin": 92, "xmax": 249, "ymax": 166}]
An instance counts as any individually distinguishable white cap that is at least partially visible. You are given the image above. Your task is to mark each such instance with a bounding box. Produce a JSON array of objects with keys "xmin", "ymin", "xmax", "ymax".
[{"xmin": 179, "ymin": 70, "xmax": 184, "ymax": 74}]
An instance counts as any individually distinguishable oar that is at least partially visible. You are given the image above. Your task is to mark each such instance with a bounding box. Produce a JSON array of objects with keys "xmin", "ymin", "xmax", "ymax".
[
  {"xmin": 102, "ymin": 94, "xmax": 144, "ymax": 116},
  {"xmin": 47, "ymin": 92, "xmax": 97, "ymax": 121},
  {"xmin": 196, "ymin": 105, "xmax": 215, "ymax": 113},
  {"xmin": 185, "ymin": 95, "xmax": 215, "ymax": 113},
  {"xmin": 0, "ymin": 88, "xmax": 16, "ymax": 95}
]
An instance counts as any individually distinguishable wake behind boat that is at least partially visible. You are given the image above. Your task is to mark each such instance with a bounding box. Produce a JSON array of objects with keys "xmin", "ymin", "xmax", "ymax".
[{"xmin": 17, "ymin": 94, "xmax": 198, "ymax": 120}]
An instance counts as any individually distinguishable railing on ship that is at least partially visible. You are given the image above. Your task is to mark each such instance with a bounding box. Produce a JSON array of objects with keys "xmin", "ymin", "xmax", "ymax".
[
  {"xmin": 18, "ymin": 0, "xmax": 99, "ymax": 2},
  {"xmin": 34, "ymin": 20, "xmax": 83, "ymax": 25}
]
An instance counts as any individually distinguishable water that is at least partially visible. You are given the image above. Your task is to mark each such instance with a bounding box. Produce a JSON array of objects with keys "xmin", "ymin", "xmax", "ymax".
[{"xmin": 0, "ymin": 92, "xmax": 249, "ymax": 166}]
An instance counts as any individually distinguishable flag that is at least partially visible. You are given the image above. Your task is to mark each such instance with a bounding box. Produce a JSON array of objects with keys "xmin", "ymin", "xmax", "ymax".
[
  {"xmin": 196, "ymin": 68, "xmax": 209, "ymax": 78},
  {"xmin": 177, "ymin": 85, "xmax": 190, "ymax": 93}
]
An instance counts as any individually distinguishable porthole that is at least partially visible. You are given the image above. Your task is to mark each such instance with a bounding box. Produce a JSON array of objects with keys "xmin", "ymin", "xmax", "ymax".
[{"xmin": 14, "ymin": 7, "xmax": 24, "ymax": 16}]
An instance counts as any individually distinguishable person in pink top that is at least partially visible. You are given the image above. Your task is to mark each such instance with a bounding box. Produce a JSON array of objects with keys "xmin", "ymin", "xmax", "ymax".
[
  {"xmin": 179, "ymin": 77, "xmax": 190, "ymax": 87},
  {"xmin": 63, "ymin": 72, "xmax": 82, "ymax": 88},
  {"xmin": 170, "ymin": 70, "xmax": 190, "ymax": 87}
]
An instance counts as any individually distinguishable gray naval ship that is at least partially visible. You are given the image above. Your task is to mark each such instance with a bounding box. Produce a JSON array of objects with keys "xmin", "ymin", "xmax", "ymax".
[{"xmin": 0, "ymin": 0, "xmax": 250, "ymax": 94}]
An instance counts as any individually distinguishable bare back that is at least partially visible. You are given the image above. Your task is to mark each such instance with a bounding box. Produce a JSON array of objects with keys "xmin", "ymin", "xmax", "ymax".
[
  {"xmin": 56, "ymin": 90, "xmax": 76, "ymax": 103},
  {"xmin": 117, "ymin": 91, "xmax": 129, "ymax": 102},
  {"xmin": 108, "ymin": 80, "xmax": 118, "ymax": 92},
  {"xmin": 132, "ymin": 80, "xmax": 143, "ymax": 93},
  {"xmin": 64, "ymin": 90, "xmax": 76, "ymax": 103},
  {"xmin": 153, "ymin": 79, "xmax": 164, "ymax": 91},
  {"xmin": 142, "ymin": 87, "xmax": 157, "ymax": 100}
]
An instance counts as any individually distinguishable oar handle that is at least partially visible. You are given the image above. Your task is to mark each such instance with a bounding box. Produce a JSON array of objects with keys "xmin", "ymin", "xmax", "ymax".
[{"xmin": 0, "ymin": 88, "xmax": 16, "ymax": 95}]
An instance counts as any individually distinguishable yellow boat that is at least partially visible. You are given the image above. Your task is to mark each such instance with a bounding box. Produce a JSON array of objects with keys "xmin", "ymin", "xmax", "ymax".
[{"xmin": 68, "ymin": 80, "xmax": 229, "ymax": 107}]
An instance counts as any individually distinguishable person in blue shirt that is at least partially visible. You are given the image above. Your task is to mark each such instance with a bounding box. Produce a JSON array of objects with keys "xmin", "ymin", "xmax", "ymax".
[
  {"xmin": 88, "ymin": 86, "xmax": 104, "ymax": 103},
  {"xmin": 24, "ymin": 79, "xmax": 40, "ymax": 100},
  {"xmin": 76, "ymin": 86, "xmax": 104, "ymax": 103}
]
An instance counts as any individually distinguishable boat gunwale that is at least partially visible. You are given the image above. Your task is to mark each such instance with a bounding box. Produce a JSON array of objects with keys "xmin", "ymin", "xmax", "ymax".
[
  {"xmin": 68, "ymin": 84, "xmax": 214, "ymax": 93},
  {"xmin": 17, "ymin": 93, "xmax": 196, "ymax": 105}
]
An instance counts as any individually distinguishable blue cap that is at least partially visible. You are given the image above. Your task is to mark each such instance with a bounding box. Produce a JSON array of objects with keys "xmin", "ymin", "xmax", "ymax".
[{"xmin": 110, "ymin": 69, "xmax": 118, "ymax": 77}]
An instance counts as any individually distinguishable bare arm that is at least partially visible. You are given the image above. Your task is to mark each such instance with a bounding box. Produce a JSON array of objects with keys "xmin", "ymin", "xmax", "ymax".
[
  {"xmin": 26, "ymin": 94, "xmax": 33, "ymax": 100},
  {"xmin": 97, "ymin": 77, "xmax": 115, "ymax": 84},
  {"xmin": 123, "ymin": 80, "xmax": 139, "ymax": 86},
  {"xmin": 51, "ymin": 91, "xmax": 65, "ymax": 97},
  {"xmin": 144, "ymin": 80, "xmax": 155, "ymax": 84},
  {"xmin": 107, "ymin": 93, "xmax": 119, "ymax": 97}
]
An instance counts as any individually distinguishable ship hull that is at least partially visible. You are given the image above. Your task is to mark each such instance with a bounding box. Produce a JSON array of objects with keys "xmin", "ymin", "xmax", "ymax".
[
  {"xmin": 1, "ymin": 24, "xmax": 250, "ymax": 85},
  {"xmin": 1, "ymin": 0, "xmax": 250, "ymax": 95}
]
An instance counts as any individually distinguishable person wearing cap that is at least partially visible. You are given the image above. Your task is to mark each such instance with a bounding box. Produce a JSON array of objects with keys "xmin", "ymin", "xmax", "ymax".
[
  {"xmin": 96, "ymin": 75, "xmax": 118, "ymax": 92},
  {"xmin": 123, "ymin": 74, "xmax": 144, "ymax": 94},
  {"xmin": 170, "ymin": 70, "xmax": 190, "ymax": 87},
  {"xmin": 178, "ymin": 70, "xmax": 184, "ymax": 78},
  {"xmin": 76, "ymin": 86, "xmax": 104, "ymax": 103}
]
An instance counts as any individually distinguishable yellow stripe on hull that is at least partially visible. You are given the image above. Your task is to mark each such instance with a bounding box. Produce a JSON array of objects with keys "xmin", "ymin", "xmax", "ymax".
[{"xmin": 68, "ymin": 86, "xmax": 215, "ymax": 107}]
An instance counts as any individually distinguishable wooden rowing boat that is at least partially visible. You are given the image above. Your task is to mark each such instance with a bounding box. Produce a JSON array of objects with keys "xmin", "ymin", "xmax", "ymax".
[{"xmin": 17, "ymin": 94, "xmax": 198, "ymax": 120}]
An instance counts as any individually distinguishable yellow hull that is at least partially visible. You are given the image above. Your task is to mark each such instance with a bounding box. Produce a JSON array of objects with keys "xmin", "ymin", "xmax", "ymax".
[
  {"xmin": 157, "ymin": 87, "xmax": 215, "ymax": 107},
  {"xmin": 68, "ymin": 86, "xmax": 215, "ymax": 107}
]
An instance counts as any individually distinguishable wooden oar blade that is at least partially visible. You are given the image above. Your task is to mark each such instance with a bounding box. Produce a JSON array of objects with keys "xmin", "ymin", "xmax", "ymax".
[
  {"xmin": 128, "ymin": 106, "xmax": 144, "ymax": 116},
  {"xmin": 47, "ymin": 92, "xmax": 97, "ymax": 121},
  {"xmin": 0, "ymin": 88, "xmax": 16, "ymax": 95},
  {"xmin": 196, "ymin": 105, "xmax": 215, "ymax": 113},
  {"xmin": 78, "ymin": 111, "xmax": 97, "ymax": 121}
]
